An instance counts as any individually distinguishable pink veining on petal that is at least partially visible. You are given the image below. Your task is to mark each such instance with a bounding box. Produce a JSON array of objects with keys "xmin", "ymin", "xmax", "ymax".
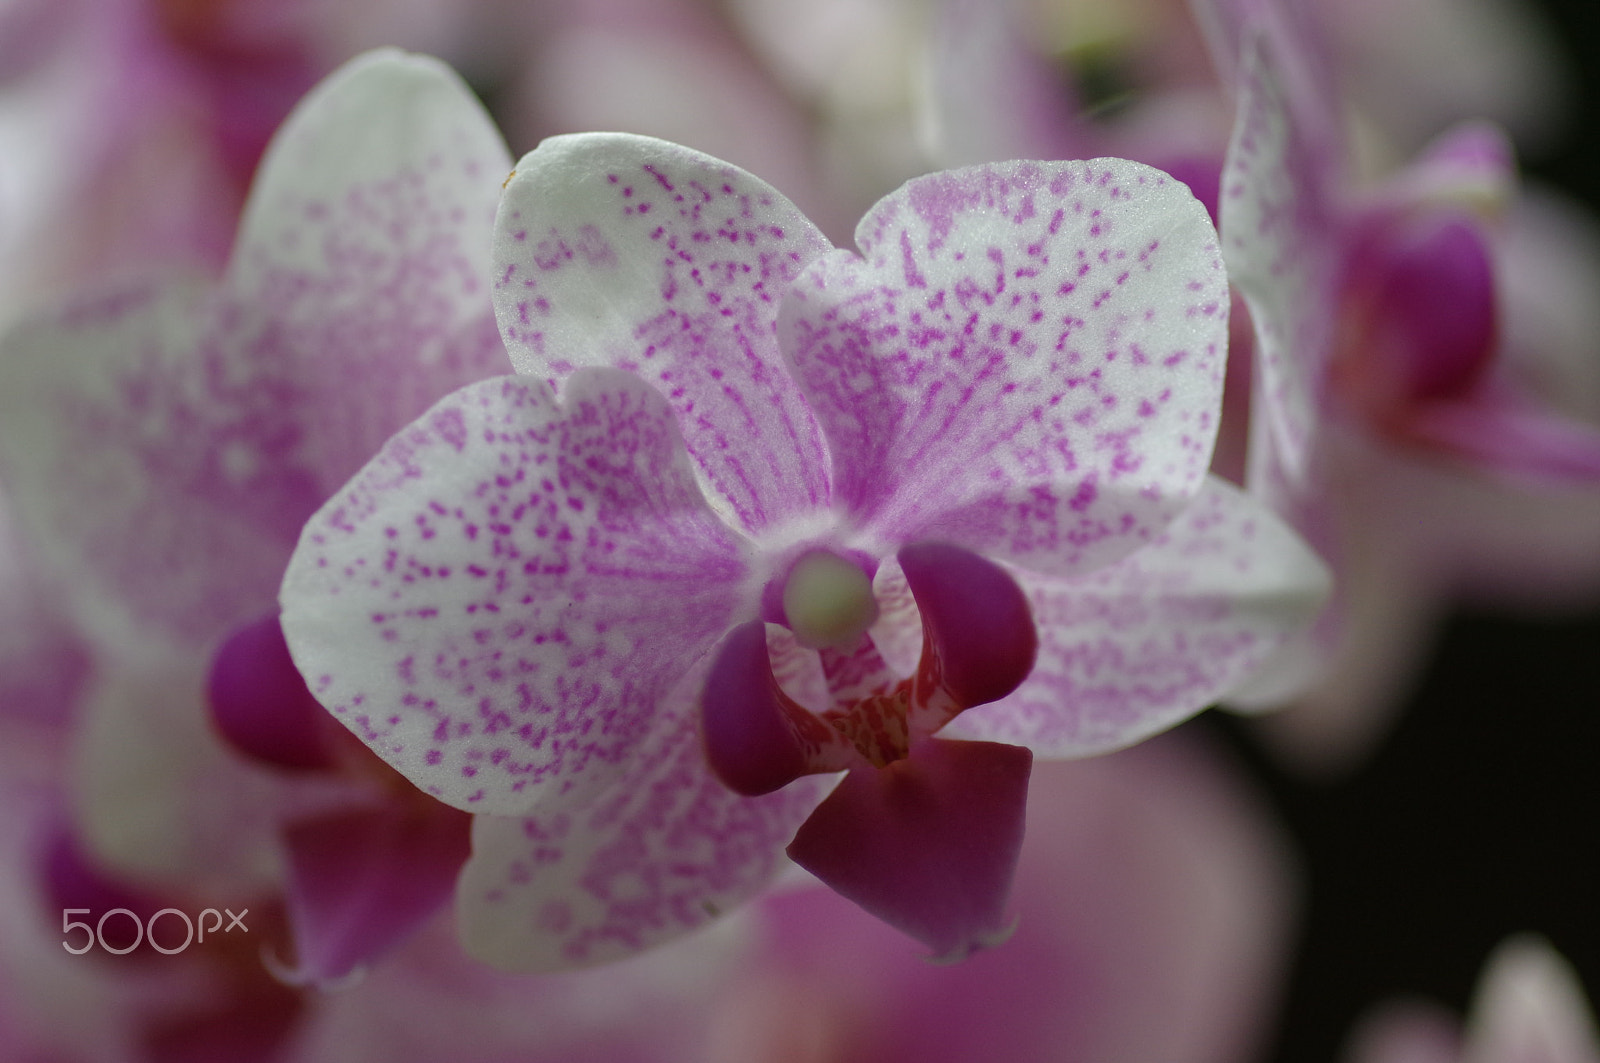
[
  {"xmin": 781, "ymin": 158, "xmax": 1229, "ymax": 577},
  {"xmin": 279, "ymin": 370, "xmax": 750, "ymax": 816},
  {"xmin": 786, "ymin": 737, "xmax": 1032, "ymax": 962},
  {"xmin": 491, "ymin": 132, "xmax": 836, "ymax": 537}
]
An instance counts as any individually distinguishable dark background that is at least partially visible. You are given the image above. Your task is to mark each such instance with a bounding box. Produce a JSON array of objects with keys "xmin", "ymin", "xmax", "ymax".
[{"xmin": 1222, "ymin": 1, "xmax": 1600, "ymax": 1054}]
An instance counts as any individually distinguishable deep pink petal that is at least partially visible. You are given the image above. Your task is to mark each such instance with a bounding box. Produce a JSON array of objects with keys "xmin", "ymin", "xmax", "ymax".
[
  {"xmin": 281, "ymin": 802, "xmax": 472, "ymax": 987},
  {"xmin": 702, "ymin": 621, "xmax": 860, "ymax": 796},
  {"xmin": 786, "ymin": 737, "xmax": 1032, "ymax": 962},
  {"xmin": 280, "ymin": 370, "xmax": 750, "ymax": 816},
  {"xmin": 898, "ymin": 541, "xmax": 1038, "ymax": 720},
  {"xmin": 1337, "ymin": 213, "xmax": 1498, "ymax": 409},
  {"xmin": 492, "ymin": 132, "xmax": 835, "ymax": 537},
  {"xmin": 743, "ymin": 735, "xmax": 1295, "ymax": 1063},
  {"xmin": 207, "ymin": 614, "xmax": 340, "ymax": 772},
  {"xmin": 781, "ymin": 159, "xmax": 1228, "ymax": 576},
  {"xmin": 1219, "ymin": 29, "xmax": 1343, "ymax": 485},
  {"xmin": 948, "ymin": 476, "xmax": 1330, "ymax": 756},
  {"xmin": 456, "ymin": 706, "xmax": 831, "ymax": 972}
]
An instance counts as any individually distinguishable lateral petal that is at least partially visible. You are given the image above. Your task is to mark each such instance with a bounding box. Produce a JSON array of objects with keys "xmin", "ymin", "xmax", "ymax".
[
  {"xmin": 946, "ymin": 476, "xmax": 1330, "ymax": 756},
  {"xmin": 280, "ymin": 370, "xmax": 751, "ymax": 816}
]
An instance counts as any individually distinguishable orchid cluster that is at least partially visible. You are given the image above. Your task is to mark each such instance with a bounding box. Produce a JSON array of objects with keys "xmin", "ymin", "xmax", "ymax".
[{"xmin": 1, "ymin": 0, "xmax": 1597, "ymax": 1060}]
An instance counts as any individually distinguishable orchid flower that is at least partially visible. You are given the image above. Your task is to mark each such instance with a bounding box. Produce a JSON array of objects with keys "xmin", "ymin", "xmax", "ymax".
[
  {"xmin": 1345, "ymin": 937, "xmax": 1600, "ymax": 1063},
  {"xmin": 0, "ymin": 50, "xmax": 514, "ymax": 986},
  {"xmin": 1213, "ymin": 18, "xmax": 1600, "ymax": 768},
  {"xmin": 281, "ymin": 128, "xmax": 1329, "ymax": 969}
]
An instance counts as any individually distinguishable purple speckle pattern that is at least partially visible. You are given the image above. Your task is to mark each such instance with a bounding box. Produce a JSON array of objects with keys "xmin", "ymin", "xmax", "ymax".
[
  {"xmin": 491, "ymin": 133, "xmax": 837, "ymax": 538},
  {"xmin": 945, "ymin": 476, "xmax": 1331, "ymax": 755},
  {"xmin": 780, "ymin": 159, "xmax": 1229, "ymax": 578},
  {"xmin": 279, "ymin": 370, "xmax": 752, "ymax": 815},
  {"xmin": 0, "ymin": 52, "xmax": 513, "ymax": 648},
  {"xmin": 458, "ymin": 707, "xmax": 831, "ymax": 972},
  {"xmin": 1219, "ymin": 32, "xmax": 1340, "ymax": 486}
]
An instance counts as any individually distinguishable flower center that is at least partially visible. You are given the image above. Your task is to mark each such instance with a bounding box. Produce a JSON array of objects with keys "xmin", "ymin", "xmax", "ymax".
[
  {"xmin": 781, "ymin": 550, "xmax": 879, "ymax": 649},
  {"xmin": 702, "ymin": 542, "xmax": 1038, "ymax": 795}
]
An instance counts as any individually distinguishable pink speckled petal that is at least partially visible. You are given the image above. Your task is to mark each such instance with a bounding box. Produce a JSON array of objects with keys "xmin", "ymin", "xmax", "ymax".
[
  {"xmin": 0, "ymin": 280, "xmax": 300, "ymax": 646},
  {"xmin": 226, "ymin": 48, "xmax": 515, "ymax": 496},
  {"xmin": 1219, "ymin": 30, "xmax": 1342, "ymax": 486},
  {"xmin": 492, "ymin": 133, "xmax": 836, "ymax": 538},
  {"xmin": 456, "ymin": 707, "xmax": 831, "ymax": 972},
  {"xmin": 945, "ymin": 476, "xmax": 1330, "ymax": 756},
  {"xmin": 780, "ymin": 159, "xmax": 1229, "ymax": 577},
  {"xmin": 0, "ymin": 52, "xmax": 512, "ymax": 649},
  {"xmin": 280, "ymin": 369, "xmax": 751, "ymax": 816},
  {"xmin": 281, "ymin": 802, "xmax": 472, "ymax": 987}
]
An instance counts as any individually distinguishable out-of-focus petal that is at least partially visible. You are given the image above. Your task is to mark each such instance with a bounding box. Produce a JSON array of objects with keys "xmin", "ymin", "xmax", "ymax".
[
  {"xmin": 0, "ymin": 49, "xmax": 513, "ymax": 651},
  {"xmin": 0, "ymin": 279, "xmax": 297, "ymax": 649},
  {"xmin": 491, "ymin": 132, "xmax": 835, "ymax": 539},
  {"xmin": 947, "ymin": 475, "xmax": 1330, "ymax": 756},
  {"xmin": 0, "ymin": 488, "xmax": 89, "ymax": 726},
  {"xmin": 782, "ymin": 158, "xmax": 1228, "ymax": 576},
  {"xmin": 225, "ymin": 47, "xmax": 514, "ymax": 495},
  {"xmin": 1462, "ymin": 937, "xmax": 1600, "ymax": 1063},
  {"xmin": 922, "ymin": 0, "xmax": 1084, "ymax": 167},
  {"xmin": 280, "ymin": 371, "xmax": 751, "ymax": 817},
  {"xmin": 280, "ymin": 802, "xmax": 472, "ymax": 987},
  {"xmin": 455, "ymin": 705, "xmax": 831, "ymax": 973},
  {"xmin": 1220, "ymin": 28, "xmax": 1341, "ymax": 486},
  {"xmin": 1402, "ymin": 398, "xmax": 1600, "ymax": 485},
  {"xmin": 70, "ymin": 657, "xmax": 288, "ymax": 898}
]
